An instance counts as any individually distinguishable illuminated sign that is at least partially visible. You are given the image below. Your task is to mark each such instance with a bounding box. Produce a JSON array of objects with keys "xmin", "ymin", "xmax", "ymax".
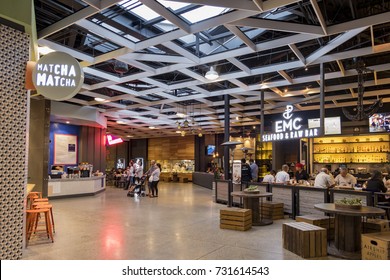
[
  {"xmin": 262, "ymin": 105, "xmax": 318, "ymax": 142},
  {"xmin": 107, "ymin": 134, "xmax": 123, "ymax": 145},
  {"xmin": 32, "ymin": 51, "xmax": 84, "ymax": 101}
]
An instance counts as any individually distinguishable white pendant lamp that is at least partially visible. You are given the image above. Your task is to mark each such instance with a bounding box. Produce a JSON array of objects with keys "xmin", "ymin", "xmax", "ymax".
[{"xmin": 205, "ymin": 66, "xmax": 219, "ymax": 80}]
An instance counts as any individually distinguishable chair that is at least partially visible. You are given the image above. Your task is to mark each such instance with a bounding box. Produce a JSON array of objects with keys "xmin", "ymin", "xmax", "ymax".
[
  {"xmin": 374, "ymin": 192, "xmax": 390, "ymax": 220},
  {"xmin": 26, "ymin": 208, "xmax": 54, "ymax": 245}
]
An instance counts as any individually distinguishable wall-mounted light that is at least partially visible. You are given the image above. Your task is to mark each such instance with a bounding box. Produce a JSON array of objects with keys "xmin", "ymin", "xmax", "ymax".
[{"xmin": 205, "ymin": 66, "xmax": 219, "ymax": 80}]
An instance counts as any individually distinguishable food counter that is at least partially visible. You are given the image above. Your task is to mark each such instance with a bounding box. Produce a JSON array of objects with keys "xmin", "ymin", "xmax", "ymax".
[
  {"xmin": 48, "ymin": 175, "xmax": 106, "ymax": 198},
  {"xmin": 192, "ymin": 172, "xmax": 214, "ymax": 189}
]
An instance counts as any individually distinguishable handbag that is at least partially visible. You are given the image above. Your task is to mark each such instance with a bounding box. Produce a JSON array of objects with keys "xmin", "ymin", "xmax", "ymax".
[{"xmin": 149, "ymin": 175, "xmax": 153, "ymax": 182}]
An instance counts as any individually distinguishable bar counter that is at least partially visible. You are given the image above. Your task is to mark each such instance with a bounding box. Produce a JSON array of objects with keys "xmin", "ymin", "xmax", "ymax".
[{"xmin": 48, "ymin": 175, "xmax": 106, "ymax": 198}]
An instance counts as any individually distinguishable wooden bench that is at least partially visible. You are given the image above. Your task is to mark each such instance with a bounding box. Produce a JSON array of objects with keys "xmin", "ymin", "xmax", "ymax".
[
  {"xmin": 261, "ymin": 202, "xmax": 284, "ymax": 220},
  {"xmin": 220, "ymin": 208, "xmax": 252, "ymax": 231},
  {"xmin": 296, "ymin": 215, "xmax": 335, "ymax": 240},
  {"xmin": 282, "ymin": 222, "xmax": 327, "ymax": 258}
]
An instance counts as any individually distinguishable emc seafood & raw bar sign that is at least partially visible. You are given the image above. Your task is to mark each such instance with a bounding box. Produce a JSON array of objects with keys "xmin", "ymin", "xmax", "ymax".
[
  {"xmin": 262, "ymin": 105, "xmax": 318, "ymax": 141},
  {"xmin": 32, "ymin": 51, "xmax": 84, "ymax": 101}
]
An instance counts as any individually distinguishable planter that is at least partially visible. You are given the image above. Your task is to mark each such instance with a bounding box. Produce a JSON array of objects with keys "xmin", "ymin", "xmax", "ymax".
[
  {"xmin": 243, "ymin": 190, "xmax": 260, "ymax": 194},
  {"xmin": 335, "ymin": 204, "xmax": 362, "ymax": 210}
]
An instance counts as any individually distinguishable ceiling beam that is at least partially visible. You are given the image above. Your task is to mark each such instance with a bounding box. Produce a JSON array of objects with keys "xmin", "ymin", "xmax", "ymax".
[
  {"xmin": 225, "ymin": 25, "xmax": 256, "ymax": 51},
  {"xmin": 289, "ymin": 44, "xmax": 306, "ymax": 64},
  {"xmin": 277, "ymin": 70, "xmax": 293, "ymax": 84},
  {"xmin": 309, "ymin": 0, "xmax": 328, "ymax": 35}
]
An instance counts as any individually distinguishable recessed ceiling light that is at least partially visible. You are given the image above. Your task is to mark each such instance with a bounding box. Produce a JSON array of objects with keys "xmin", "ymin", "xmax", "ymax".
[
  {"xmin": 149, "ymin": 126, "xmax": 155, "ymax": 129},
  {"xmin": 175, "ymin": 130, "xmax": 181, "ymax": 133},
  {"xmin": 95, "ymin": 97, "xmax": 107, "ymax": 102},
  {"xmin": 126, "ymin": 135, "xmax": 134, "ymax": 138},
  {"xmin": 116, "ymin": 120, "xmax": 125, "ymax": 124},
  {"xmin": 66, "ymin": 121, "xmax": 70, "ymax": 124},
  {"xmin": 176, "ymin": 112, "xmax": 187, "ymax": 118}
]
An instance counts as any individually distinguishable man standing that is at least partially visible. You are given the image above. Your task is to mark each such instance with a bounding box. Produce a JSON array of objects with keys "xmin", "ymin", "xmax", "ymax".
[
  {"xmin": 334, "ymin": 166, "xmax": 357, "ymax": 187},
  {"xmin": 249, "ymin": 159, "xmax": 259, "ymax": 182},
  {"xmin": 275, "ymin": 164, "xmax": 290, "ymax": 184},
  {"xmin": 241, "ymin": 158, "xmax": 252, "ymax": 183},
  {"xmin": 314, "ymin": 167, "xmax": 335, "ymax": 188}
]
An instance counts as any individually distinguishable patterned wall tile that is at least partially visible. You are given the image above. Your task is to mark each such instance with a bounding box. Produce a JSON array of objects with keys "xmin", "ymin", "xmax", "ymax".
[{"xmin": 0, "ymin": 24, "xmax": 29, "ymax": 260}]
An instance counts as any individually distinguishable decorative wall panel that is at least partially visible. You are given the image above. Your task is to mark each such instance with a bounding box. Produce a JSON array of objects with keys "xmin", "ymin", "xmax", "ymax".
[
  {"xmin": 0, "ymin": 24, "xmax": 29, "ymax": 259},
  {"xmin": 148, "ymin": 136, "xmax": 195, "ymax": 160}
]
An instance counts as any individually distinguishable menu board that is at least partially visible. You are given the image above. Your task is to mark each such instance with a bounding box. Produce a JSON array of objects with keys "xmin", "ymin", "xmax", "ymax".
[
  {"xmin": 54, "ymin": 134, "xmax": 77, "ymax": 164},
  {"xmin": 308, "ymin": 117, "xmax": 341, "ymax": 135}
]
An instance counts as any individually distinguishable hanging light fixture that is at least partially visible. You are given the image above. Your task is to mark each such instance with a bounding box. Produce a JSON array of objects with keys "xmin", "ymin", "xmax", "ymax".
[{"xmin": 205, "ymin": 66, "xmax": 219, "ymax": 80}]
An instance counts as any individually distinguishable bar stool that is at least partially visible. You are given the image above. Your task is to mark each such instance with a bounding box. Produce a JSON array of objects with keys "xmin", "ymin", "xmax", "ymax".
[
  {"xmin": 26, "ymin": 208, "xmax": 54, "ymax": 245},
  {"xmin": 32, "ymin": 202, "xmax": 55, "ymax": 233}
]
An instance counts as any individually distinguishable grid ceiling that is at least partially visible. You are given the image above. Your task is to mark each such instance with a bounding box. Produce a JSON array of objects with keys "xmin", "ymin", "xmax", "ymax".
[{"xmin": 34, "ymin": 0, "xmax": 390, "ymax": 138}]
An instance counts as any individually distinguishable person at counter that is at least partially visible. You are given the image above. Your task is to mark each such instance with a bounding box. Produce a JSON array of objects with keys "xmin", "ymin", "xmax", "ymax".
[
  {"xmin": 249, "ymin": 159, "xmax": 259, "ymax": 182},
  {"xmin": 262, "ymin": 170, "xmax": 276, "ymax": 183},
  {"xmin": 275, "ymin": 164, "xmax": 290, "ymax": 184},
  {"xmin": 206, "ymin": 159, "xmax": 216, "ymax": 173},
  {"xmin": 314, "ymin": 167, "xmax": 335, "ymax": 188},
  {"xmin": 334, "ymin": 166, "xmax": 357, "ymax": 187},
  {"xmin": 365, "ymin": 170, "xmax": 388, "ymax": 202},
  {"xmin": 241, "ymin": 159, "xmax": 252, "ymax": 183},
  {"xmin": 295, "ymin": 163, "xmax": 309, "ymax": 181}
]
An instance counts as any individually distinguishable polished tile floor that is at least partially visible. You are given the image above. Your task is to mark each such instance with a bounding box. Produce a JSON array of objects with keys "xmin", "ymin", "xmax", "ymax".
[{"xmin": 23, "ymin": 182, "xmax": 334, "ymax": 260}]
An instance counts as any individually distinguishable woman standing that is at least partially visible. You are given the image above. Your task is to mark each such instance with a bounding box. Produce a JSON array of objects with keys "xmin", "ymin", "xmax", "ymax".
[{"xmin": 150, "ymin": 163, "xmax": 161, "ymax": 198}]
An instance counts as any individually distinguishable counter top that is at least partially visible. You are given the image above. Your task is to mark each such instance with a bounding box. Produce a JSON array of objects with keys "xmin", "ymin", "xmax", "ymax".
[{"xmin": 49, "ymin": 175, "xmax": 106, "ymax": 182}]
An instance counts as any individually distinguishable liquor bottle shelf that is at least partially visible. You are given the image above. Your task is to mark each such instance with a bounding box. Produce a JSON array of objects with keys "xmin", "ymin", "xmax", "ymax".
[{"xmin": 313, "ymin": 152, "xmax": 389, "ymax": 154}]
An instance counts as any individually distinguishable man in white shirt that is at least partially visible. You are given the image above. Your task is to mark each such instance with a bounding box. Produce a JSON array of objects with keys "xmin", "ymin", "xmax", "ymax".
[
  {"xmin": 314, "ymin": 167, "xmax": 335, "ymax": 188},
  {"xmin": 335, "ymin": 166, "xmax": 357, "ymax": 187},
  {"xmin": 262, "ymin": 170, "xmax": 276, "ymax": 183},
  {"xmin": 275, "ymin": 165, "xmax": 290, "ymax": 184}
]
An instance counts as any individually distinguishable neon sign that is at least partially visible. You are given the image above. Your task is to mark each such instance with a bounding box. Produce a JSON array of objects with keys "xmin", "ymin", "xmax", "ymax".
[
  {"xmin": 107, "ymin": 134, "xmax": 123, "ymax": 145},
  {"xmin": 262, "ymin": 105, "xmax": 318, "ymax": 142}
]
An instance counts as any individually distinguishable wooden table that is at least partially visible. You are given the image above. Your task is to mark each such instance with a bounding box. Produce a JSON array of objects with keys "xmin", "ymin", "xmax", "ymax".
[
  {"xmin": 231, "ymin": 191, "xmax": 273, "ymax": 226},
  {"xmin": 314, "ymin": 203, "xmax": 385, "ymax": 258}
]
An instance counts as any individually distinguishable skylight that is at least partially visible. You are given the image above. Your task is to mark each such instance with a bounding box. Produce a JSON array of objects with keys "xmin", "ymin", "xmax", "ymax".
[
  {"xmin": 180, "ymin": 6, "xmax": 228, "ymax": 23},
  {"xmin": 157, "ymin": 0, "xmax": 191, "ymax": 10}
]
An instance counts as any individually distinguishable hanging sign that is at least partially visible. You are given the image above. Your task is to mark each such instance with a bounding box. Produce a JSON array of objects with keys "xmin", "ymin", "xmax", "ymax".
[
  {"xmin": 32, "ymin": 51, "xmax": 84, "ymax": 101},
  {"xmin": 262, "ymin": 105, "xmax": 319, "ymax": 141}
]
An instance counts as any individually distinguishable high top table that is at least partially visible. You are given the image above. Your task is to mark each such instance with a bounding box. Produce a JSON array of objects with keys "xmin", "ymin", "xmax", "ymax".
[
  {"xmin": 231, "ymin": 191, "xmax": 273, "ymax": 226},
  {"xmin": 314, "ymin": 203, "xmax": 385, "ymax": 259}
]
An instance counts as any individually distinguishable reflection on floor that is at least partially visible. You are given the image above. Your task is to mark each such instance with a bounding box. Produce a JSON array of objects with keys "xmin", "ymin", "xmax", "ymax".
[{"xmin": 23, "ymin": 182, "xmax": 335, "ymax": 260}]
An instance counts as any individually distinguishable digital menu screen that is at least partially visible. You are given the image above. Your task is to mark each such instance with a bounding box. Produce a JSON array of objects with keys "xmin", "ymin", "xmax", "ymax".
[{"xmin": 369, "ymin": 113, "xmax": 390, "ymax": 133}]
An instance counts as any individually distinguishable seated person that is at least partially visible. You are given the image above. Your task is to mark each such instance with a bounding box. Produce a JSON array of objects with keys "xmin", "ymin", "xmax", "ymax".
[
  {"xmin": 262, "ymin": 170, "xmax": 276, "ymax": 183},
  {"xmin": 314, "ymin": 167, "xmax": 335, "ymax": 188},
  {"xmin": 275, "ymin": 164, "xmax": 290, "ymax": 184},
  {"xmin": 334, "ymin": 166, "xmax": 357, "ymax": 187},
  {"xmin": 295, "ymin": 163, "xmax": 309, "ymax": 181},
  {"xmin": 365, "ymin": 170, "xmax": 388, "ymax": 203}
]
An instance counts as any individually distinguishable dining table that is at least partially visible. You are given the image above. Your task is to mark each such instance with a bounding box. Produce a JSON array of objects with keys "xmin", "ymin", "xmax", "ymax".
[
  {"xmin": 314, "ymin": 203, "xmax": 385, "ymax": 259},
  {"xmin": 231, "ymin": 191, "xmax": 273, "ymax": 226}
]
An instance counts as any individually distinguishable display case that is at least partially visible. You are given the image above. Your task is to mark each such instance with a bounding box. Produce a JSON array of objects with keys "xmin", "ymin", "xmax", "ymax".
[
  {"xmin": 312, "ymin": 134, "xmax": 389, "ymax": 173},
  {"xmin": 255, "ymin": 135, "xmax": 273, "ymax": 177},
  {"xmin": 151, "ymin": 159, "xmax": 195, "ymax": 182}
]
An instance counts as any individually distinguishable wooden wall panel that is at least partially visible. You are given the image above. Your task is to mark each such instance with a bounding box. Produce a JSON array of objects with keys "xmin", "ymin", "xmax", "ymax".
[{"xmin": 148, "ymin": 136, "xmax": 194, "ymax": 160}]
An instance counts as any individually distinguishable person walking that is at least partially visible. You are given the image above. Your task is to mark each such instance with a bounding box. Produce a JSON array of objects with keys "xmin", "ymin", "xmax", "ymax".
[{"xmin": 150, "ymin": 163, "xmax": 161, "ymax": 198}]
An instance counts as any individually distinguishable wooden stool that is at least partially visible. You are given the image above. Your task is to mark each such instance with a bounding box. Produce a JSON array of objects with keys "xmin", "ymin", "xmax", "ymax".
[
  {"xmin": 26, "ymin": 208, "xmax": 54, "ymax": 245},
  {"xmin": 33, "ymin": 203, "xmax": 55, "ymax": 233},
  {"xmin": 220, "ymin": 208, "xmax": 252, "ymax": 231},
  {"xmin": 296, "ymin": 215, "xmax": 335, "ymax": 240},
  {"xmin": 282, "ymin": 222, "xmax": 327, "ymax": 258},
  {"xmin": 261, "ymin": 202, "xmax": 284, "ymax": 220}
]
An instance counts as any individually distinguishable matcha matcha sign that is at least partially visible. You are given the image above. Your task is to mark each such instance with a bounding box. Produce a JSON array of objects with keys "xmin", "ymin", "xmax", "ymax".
[{"xmin": 32, "ymin": 51, "xmax": 84, "ymax": 101}]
